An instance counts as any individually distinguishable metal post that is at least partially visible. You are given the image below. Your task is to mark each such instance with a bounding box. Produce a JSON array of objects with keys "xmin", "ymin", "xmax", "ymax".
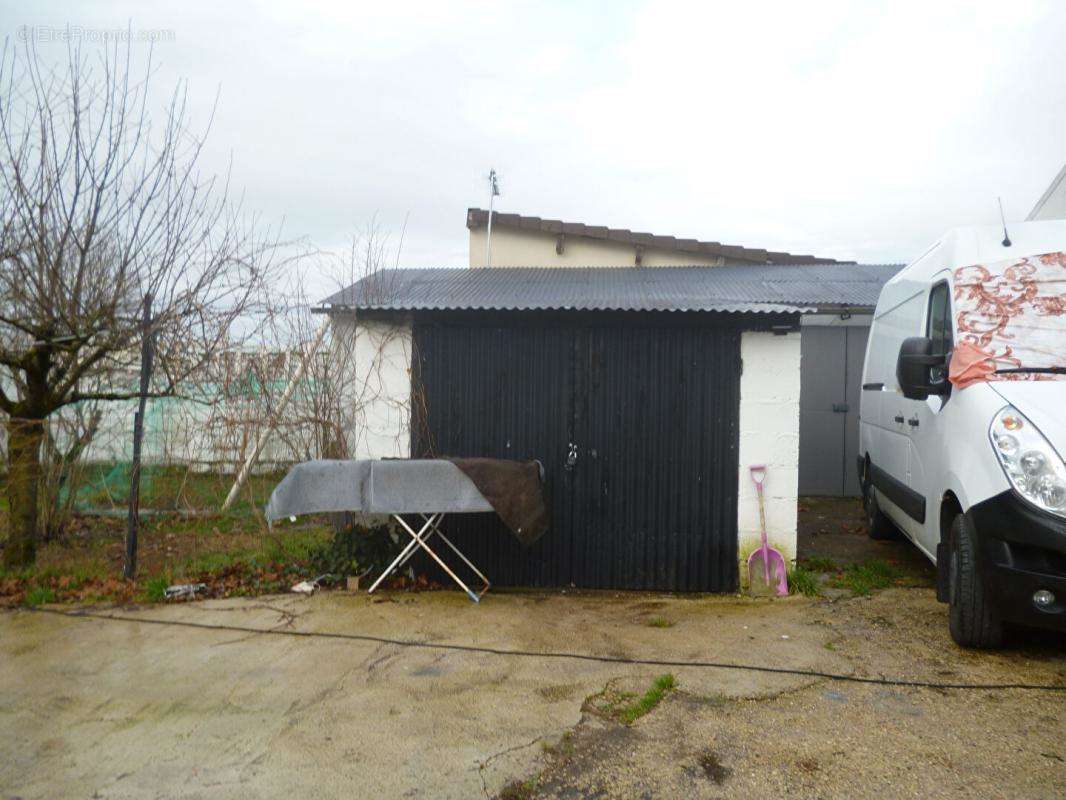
[
  {"xmin": 124, "ymin": 293, "xmax": 154, "ymax": 580},
  {"xmin": 485, "ymin": 168, "xmax": 499, "ymax": 267}
]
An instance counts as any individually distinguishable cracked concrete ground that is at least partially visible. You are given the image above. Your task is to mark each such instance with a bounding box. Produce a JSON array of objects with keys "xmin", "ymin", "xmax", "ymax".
[{"xmin": 1, "ymin": 588, "xmax": 1063, "ymax": 799}]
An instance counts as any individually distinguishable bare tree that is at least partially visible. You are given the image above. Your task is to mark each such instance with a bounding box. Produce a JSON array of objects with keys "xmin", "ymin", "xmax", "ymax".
[
  {"xmin": 0, "ymin": 39, "xmax": 279, "ymax": 567},
  {"xmin": 38, "ymin": 401, "xmax": 101, "ymax": 542},
  {"xmin": 217, "ymin": 222, "xmax": 406, "ymax": 509}
]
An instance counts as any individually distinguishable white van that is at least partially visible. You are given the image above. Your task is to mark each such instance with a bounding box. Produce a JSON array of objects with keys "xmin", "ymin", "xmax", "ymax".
[{"xmin": 859, "ymin": 220, "xmax": 1066, "ymax": 648}]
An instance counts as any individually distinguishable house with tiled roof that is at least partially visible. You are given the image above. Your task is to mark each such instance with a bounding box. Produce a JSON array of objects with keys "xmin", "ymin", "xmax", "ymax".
[{"xmin": 466, "ymin": 208, "xmax": 840, "ymax": 268}]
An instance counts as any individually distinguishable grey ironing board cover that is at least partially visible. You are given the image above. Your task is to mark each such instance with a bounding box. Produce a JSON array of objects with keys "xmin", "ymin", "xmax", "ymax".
[{"xmin": 265, "ymin": 459, "xmax": 494, "ymax": 522}]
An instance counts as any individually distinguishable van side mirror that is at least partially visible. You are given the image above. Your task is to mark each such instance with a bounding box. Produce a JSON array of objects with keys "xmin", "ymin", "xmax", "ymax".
[{"xmin": 897, "ymin": 336, "xmax": 949, "ymax": 400}]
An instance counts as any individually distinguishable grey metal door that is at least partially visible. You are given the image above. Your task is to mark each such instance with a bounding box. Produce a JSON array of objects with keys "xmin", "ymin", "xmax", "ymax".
[{"xmin": 799, "ymin": 325, "xmax": 868, "ymax": 496}]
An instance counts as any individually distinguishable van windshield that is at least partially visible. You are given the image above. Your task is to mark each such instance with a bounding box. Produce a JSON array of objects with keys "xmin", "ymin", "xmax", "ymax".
[{"xmin": 953, "ymin": 251, "xmax": 1066, "ymax": 383}]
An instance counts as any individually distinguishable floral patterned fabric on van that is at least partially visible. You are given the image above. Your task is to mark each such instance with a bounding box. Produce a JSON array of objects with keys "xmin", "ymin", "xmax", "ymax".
[{"xmin": 950, "ymin": 251, "xmax": 1066, "ymax": 386}]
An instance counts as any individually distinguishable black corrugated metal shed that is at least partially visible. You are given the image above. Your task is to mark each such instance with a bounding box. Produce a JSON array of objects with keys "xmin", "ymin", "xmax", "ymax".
[{"xmin": 324, "ymin": 264, "xmax": 901, "ymax": 592}]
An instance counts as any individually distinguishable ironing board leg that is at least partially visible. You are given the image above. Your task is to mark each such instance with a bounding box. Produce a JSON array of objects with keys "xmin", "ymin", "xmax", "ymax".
[
  {"xmin": 391, "ymin": 514, "xmax": 443, "ymax": 572},
  {"xmin": 408, "ymin": 514, "xmax": 489, "ymax": 597},
  {"xmin": 429, "ymin": 525, "xmax": 491, "ymax": 598},
  {"xmin": 366, "ymin": 513, "xmax": 439, "ymax": 596},
  {"xmin": 367, "ymin": 513, "xmax": 483, "ymax": 603},
  {"xmin": 397, "ymin": 515, "xmax": 489, "ymax": 598},
  {"xmin": 383, "ymin": 513, "xmax": 441, "ymax": 575}
]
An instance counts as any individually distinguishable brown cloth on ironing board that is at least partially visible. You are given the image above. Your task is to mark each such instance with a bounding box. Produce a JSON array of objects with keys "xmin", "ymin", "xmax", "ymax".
[{"xmin": 448, "ymin": 457, "xmax": 549, "ymax": 546}]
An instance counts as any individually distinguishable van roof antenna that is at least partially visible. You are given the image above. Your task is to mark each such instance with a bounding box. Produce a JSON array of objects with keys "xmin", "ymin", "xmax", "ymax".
[{"xmin": 998, "ymin": 197, "xmax": 1012, "ymax": 247}]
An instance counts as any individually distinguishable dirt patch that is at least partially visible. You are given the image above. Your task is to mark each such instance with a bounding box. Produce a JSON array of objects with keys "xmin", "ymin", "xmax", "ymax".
[
  {"xmin": 693, "ymin": 749, "xmax": 732, "ymax": 785},
  {"xmin": 798, "ymin": 495, "xmax": 934, "ymax": 587},
  {"xmin": 537, "ymin": 684, "xmax": 581, "ymax": 702},
  {"xmin": 628, "ymin": 600, "xmax": 668, "ymax": 612}
]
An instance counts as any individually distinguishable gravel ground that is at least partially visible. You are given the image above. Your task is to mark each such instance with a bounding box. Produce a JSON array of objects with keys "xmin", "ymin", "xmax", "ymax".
[{"xmin": 519, "ymin": 589, "xmax": 1066, "ymax": 800}]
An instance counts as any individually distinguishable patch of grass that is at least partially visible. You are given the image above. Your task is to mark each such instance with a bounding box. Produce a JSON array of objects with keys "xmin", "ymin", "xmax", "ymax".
[
  {"xmin": 20, "ymin": 563, "xmax": 108, "ymax": 594},
  {"xmin": 617, "ymin": 674, "xmax": 677, "ymax": 724},
  {"xmin": 71, "ymin": 464, "xmax": 286, "ymax": 515},
  {"xmin": 799, "ymin": 556, "xmax": 837, "ymax": 573},
  {"xmin": 143, "ymin": 575, "xmax": 171, "ymax": 603},
  {"xmin": 498, "ymin": 777, "xmax": 539, "ymax": 800},
  {"xmin": 24, "ymin": 586, "xmax": 56, "ymax": 606},
  {"xmin": 556, "ymin": 731, "xmax": 574, "ymax": 756},
  {"xmin": 789, "ymin": 566, "xmax": 821, "ymax": 597},
  {"xmin": 540, "ymin": 730, "xmax": 575, "ymax": 759},
  {"xmin": 830, "ymin": 560, "xmax": 901, "ymax": 596},
  {"xmin": 261, "ymin": 530, "xmax": 324, "ymax": 564},
  {"xmin": 182, "ymin": 550, "xmax": 249, "ymax": 575},
  {"xmin": 1, "ymin": 463, "xmax": 339, "ymax": 607},
  {"xmin": 60, "ymin": 564, "xmax": 103, "ymax": 590},
  {"xmin": 647, "ymin": 615, "xmax": 674, "ymax": 628}
]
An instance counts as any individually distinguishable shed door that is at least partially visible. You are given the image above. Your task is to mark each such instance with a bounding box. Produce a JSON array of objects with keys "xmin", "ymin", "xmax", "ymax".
[
  {"xmin": 798, "ymin": 325, "xmax": 869, "ymax": 496},
  {"xmin": 412, "ymin": 317, "xmax": 740, "ymax": 591}
]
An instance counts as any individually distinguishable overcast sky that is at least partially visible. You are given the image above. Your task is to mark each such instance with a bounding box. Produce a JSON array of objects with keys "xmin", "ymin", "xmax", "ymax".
[{"xmin": 5, "ymin": 1, "xmax": 1066, "ymax": 284}]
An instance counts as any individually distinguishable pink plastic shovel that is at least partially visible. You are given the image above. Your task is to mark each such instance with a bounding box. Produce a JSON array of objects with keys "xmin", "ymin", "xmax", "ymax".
[{"xmin": 747, "ymin": 464, "xmax": 788, "ymax": 597}]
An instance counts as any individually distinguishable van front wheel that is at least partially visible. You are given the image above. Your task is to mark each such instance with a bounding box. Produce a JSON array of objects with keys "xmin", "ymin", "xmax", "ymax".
[{"xmin": 947, "ymin": 513, "xmax": 1003, "ymax": 649}]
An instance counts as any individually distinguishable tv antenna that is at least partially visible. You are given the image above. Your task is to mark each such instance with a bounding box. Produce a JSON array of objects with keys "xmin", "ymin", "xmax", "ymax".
[
  {"xmin": 485, "ymin": 169, "xmax": 500, "ymax": 267},
  {"xmin": 998, "ymin": 197, "xmax": 1012, "ymax": 247}
]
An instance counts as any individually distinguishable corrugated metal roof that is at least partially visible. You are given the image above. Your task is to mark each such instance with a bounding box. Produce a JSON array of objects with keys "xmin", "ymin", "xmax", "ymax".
[{"xmin": 320, "ymin": 264, "xmax": 903, "ymax": 315}]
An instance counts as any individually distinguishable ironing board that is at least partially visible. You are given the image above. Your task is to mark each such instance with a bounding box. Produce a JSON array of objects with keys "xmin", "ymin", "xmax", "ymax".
[{"xmin": 265, "ymin": 459, "xmax": 497, "ymax": 602}]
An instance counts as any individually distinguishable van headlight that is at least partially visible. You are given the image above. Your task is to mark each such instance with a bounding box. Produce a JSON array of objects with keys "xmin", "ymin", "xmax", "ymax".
[{"xmin": 990, "ymin": 406, "xmax": 1066, "ymax": 517}]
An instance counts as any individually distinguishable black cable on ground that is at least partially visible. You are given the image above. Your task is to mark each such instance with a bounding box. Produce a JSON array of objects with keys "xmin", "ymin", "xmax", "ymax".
[{"xmin": 26, "ymin": 606, "xmax": 1066, "ymax": 692}]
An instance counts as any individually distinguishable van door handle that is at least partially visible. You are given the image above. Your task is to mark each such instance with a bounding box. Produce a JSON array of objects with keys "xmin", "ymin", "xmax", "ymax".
[
  {"xmin": 907, "ymin": 417, "xmax": 919, "ymax": 427},
  {"xmin": 832, "ymin": 403, "xmax": 849, "ymax": 413},
  {"xmin": 893, "ymin": 415, "xmax": 905, "ymax": 424}
]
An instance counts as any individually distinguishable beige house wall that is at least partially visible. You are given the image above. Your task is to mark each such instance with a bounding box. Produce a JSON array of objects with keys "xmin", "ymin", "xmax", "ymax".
[{"xmin": 469, "ymin": 226, "xmax": 725, "ymax": 268}]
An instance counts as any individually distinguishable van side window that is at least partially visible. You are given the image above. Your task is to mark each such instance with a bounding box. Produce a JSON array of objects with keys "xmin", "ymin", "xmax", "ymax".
[{"xmin": 927, "ymin": 281, "xmax": 952, "ymax": 385}]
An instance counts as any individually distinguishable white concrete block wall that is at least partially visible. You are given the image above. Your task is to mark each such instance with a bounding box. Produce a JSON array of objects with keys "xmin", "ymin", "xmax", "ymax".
[
  {"xmin": 736, "ymin": 331, "xmax": 801, "ymax": 571},
  {"xmin": 332, "ymin": 314, "xmax": 413, "ymax": 460}
]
